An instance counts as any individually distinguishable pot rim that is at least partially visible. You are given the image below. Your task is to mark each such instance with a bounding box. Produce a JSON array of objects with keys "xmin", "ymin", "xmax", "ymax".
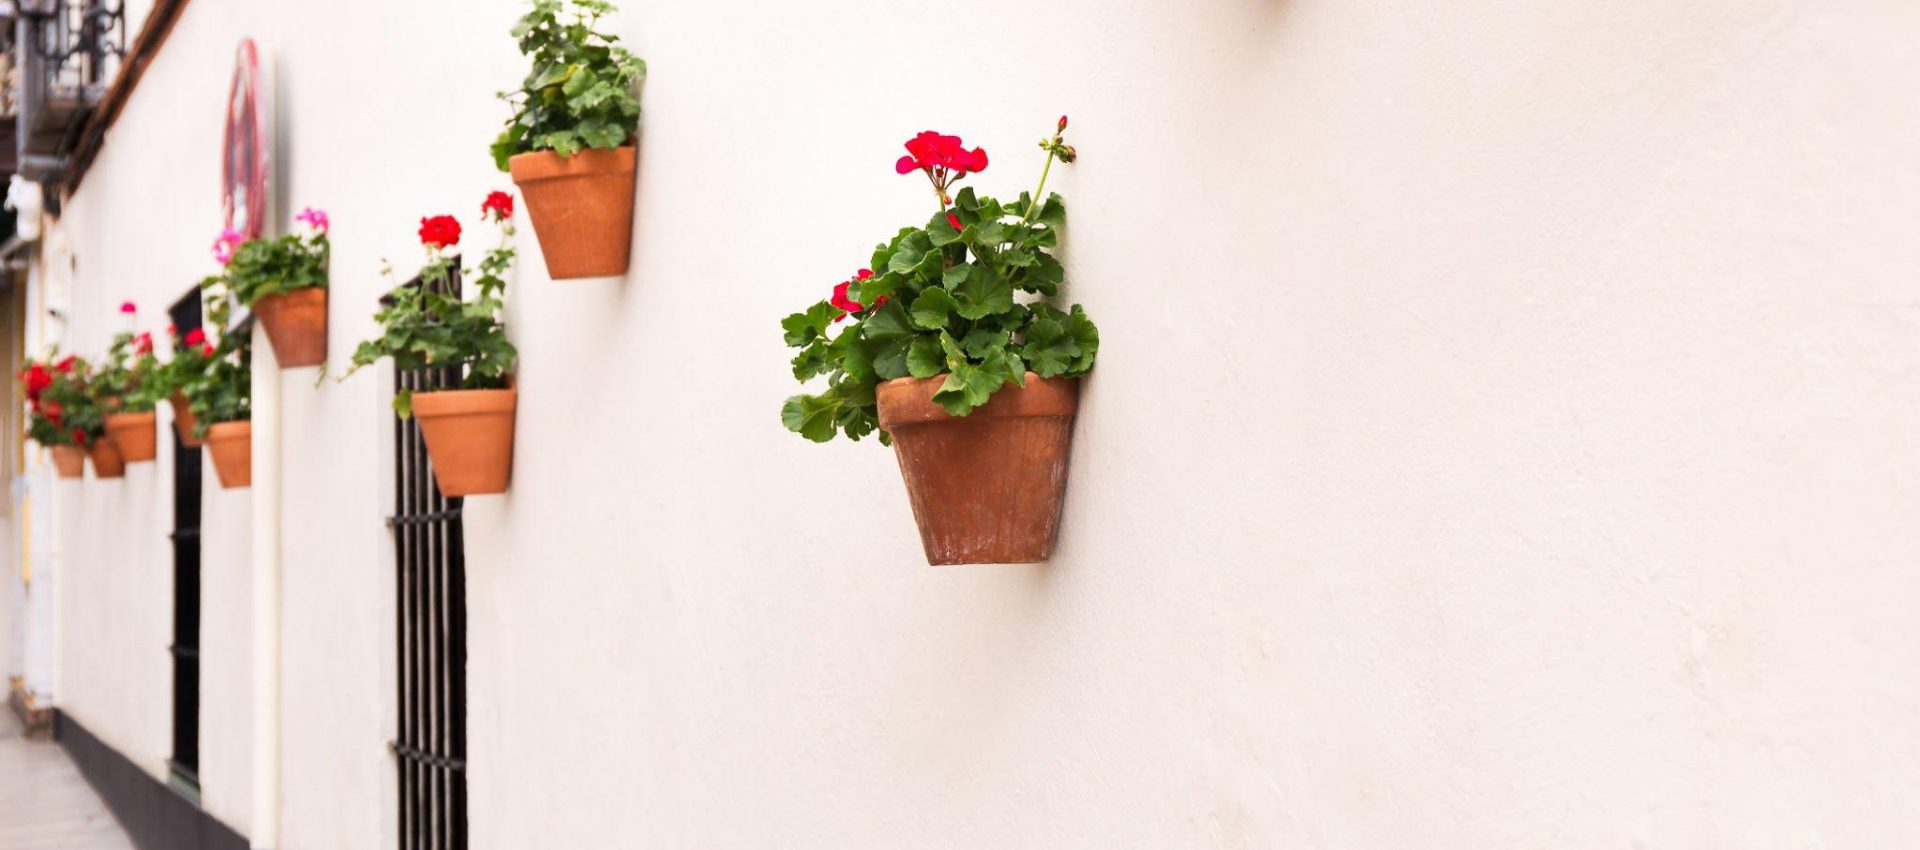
[
  {"xmin": 104, "ymin": 410, "xmax": 157, "ymax": 424},
  {"xmin": 206, "ymin": 420, "xmax": 253, "ymax": 438},
  {"xmin": 508, "ymin": 145, "xmax": 637, "ymax": 181},
  {"xmin": 876, "ymin": 372, "xmax": 1079, "ymax": 429},
  {"xmin": 255, "ymin": 286, "xmax": 328, "ymax": 305},
  {"xmin": 411, "ymin": 385, "xmax": 518, "ymax": 418}
]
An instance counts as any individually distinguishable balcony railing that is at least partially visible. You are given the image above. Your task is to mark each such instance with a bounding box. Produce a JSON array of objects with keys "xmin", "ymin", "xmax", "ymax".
[{"xmin": 12, "ymin": 0, "xmax": 124, "ymax": 179}]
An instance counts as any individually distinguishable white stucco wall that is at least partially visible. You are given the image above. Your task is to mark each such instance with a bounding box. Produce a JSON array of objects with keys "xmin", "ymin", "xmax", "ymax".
[{"xmin": 46, "ymin": 0, "xmax": 1920, "ymax": 848}]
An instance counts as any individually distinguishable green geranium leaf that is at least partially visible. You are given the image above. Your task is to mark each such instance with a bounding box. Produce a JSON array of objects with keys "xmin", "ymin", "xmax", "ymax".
[
  {"xmin": 906, "ymin": 336, "xmax": 944, "ymax": 378},
  {"xmin": 948, "ymin": 263, "xmax": 1014, "ymax": 320},
  {"xmin": 781, "ymin": 301, "xmax": 838, "ymax": 347},
  {"xmin": 781, "ymin": 394, "xmax": 840, "ymax": 442},
  {"xmin": 1022, "ymin": 315, "xmax": 1077, "ymax": 377},
  {"xmin": 909, "ymin": 287, "xmax": 956, "ymax": 331}
]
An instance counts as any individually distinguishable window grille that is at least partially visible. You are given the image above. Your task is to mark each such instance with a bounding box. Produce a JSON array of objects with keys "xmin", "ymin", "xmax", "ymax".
[{"xmin": 386, "ymin": 266, "xmax": 468, "ymax": 850}]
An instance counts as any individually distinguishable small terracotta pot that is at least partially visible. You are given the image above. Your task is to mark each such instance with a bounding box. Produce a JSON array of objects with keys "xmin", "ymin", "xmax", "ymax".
[
  {"xmin": 253, "ymin": 288, "xmax": 328, "ymax": 367},
  {"xmin": 50, "ymin": 445, "xmax": 86, "ymax": 479},
  {"xmin": 89, "ymin": 439, "xmax": 126, "ymax": 479},
  {"xmin": 168, "ymin": 393, "xmax": 203, "ymax": 448},
  {"xmin": 509, "ymin": 146, "xmax": 636, "ymax": 280},
  {"xmin": 411, "ymin": 387, "xmax": 516, "ymax": 497},
  {"xmin": 104, "ymin": 411, "xmax": 158, "ymax": 462},
  {"xmin": 206, "ymin": 421, "xmax": 252, "ymax": 489},
  {"xmin": 875, "ymin": 374, "xmax": 1081, "ymax": 565}
]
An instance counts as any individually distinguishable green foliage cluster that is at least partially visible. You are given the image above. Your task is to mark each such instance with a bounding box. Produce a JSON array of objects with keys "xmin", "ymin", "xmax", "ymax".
[
  {"xmin": 22, "ymin": 354, "xmax": 99, "ymax": 447},
  {"xmin": 780, "ymin": 133, "xmax": 1099, "ymax": 444},
  {"xmin": 173, "ymin": 280, "xmax": 250, "ymax": 436},
  {"xmin": 225, "ymin": 231, "xmax": 329, "ymax": 306},
  {"xmin": 92, "ymin": 331, "xmax": 163, "ymax": 413},
  {"xmin": 492, "ymin": 0, "xmax": 645, "ymax": 171},
  {"xmin": 184, "ymin": 341, "xmax": 251, "ymax": 436},
  {"xmin": 343, "ymin": 221, "xmax": 519, "ymax": 417}
]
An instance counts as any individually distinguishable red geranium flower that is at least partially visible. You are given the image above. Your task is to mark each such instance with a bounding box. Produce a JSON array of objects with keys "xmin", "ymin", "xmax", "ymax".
[
  {"xmin": 41, "ymin": 399, "xmax": 62, "ymax": 421},
  {"xmin": 134, "ymin": 332, "xmax": 153, "ymax": 356},
  {"xmin": 54, "ymin": 355, "xmax": 75, "ymax": 373},
  {"xmin": 71, "ymin": 428, "xmax": 86, "ymax": 446},
  {"xmin": 184, "ymin": 328, "xmax": 206, "ymax": 346},
  {"xmin": 481, "ymin": 191, "xmax": 514, "ymax": 222},
  {"xmin": 201, "ymin": 343, "xmax": 216, "ymax": 357},
  {"xmin": 894, "ymin": 132, "xmax": 988, "ymax": 176},
  {"xmin": 829, "ymin": 269, "xmax": 887, "ymax": 323},
  {"xmin": 166, "ymin": 324, "xmax": 178, "ymax": 338},
  {"xmin": 947, "ymin": 212, "xmax": 963, "ymax": 231},
  {"xmin": 22, "ymin": 363, "xmax": 51, "ymax": 398},
  {"xmin": 119, "ymin": 301, "xmax": 136, "ymax": 314},
  {"xmin": 419, "ymin": 215, "xmax": 462, "ymax": 249}
]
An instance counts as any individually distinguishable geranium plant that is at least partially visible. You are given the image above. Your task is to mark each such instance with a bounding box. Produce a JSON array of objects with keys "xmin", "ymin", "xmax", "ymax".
[
  {"xmin": 216, "ymin": 207, "xmax": 330, "ymax": 306},
  {"xmin": 91, "ymin": 302, "xmax": 162, "ymax": 413},
  {"xmin": 490, "ymin": 0, "xmax": 645, "ymax": 171},
  {"xmin": 182, "ymin": 336, "xmax": 251, "ymax": 438},
  {"xmin": 780, "ymin": 118, "xmax": 1099, "ymax": 442},
  {"xmin": 343, "ymin": 192, "xmax": 519, "ymax": 415},
  {"xmin": 20, "ymin": 353, "xmax": 96, "ymax": 448}
]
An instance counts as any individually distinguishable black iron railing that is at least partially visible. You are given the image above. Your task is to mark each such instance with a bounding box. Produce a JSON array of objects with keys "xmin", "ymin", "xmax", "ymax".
[
  {"xmin": 387, "ymin": 266, "xmax": 469, "ymax": 850},
  {"xmin": 13, "ymin": 0, "xmax": 123, "ymax": 177}
]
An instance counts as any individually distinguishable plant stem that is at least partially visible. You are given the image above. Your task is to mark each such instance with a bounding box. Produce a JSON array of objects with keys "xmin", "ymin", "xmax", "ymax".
[{"xmin": 1024, "ymin": 149, "xmax": 1057, "ymax": 223}]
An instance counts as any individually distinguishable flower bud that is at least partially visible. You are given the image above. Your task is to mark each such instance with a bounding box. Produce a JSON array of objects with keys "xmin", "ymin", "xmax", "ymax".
[{"xmin": 1057, "ymin": 115, "xmax": 1069, "ymax": 132}]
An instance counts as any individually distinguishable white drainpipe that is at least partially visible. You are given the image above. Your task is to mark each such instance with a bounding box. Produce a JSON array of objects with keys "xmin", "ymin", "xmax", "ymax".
[{"xmin": 249, "ymin": 325, "xmax": 281, "ymax": 848}]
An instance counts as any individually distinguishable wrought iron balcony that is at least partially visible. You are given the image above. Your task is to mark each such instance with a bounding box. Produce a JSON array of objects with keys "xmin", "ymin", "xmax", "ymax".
[{"xmin": 10, "ymin": 0, "xmax": 124, "ymax": 180}]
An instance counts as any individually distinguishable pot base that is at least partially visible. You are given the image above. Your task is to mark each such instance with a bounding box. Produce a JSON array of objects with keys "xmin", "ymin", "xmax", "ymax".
[
  {"xmin": 876, "ymin": 374, "xmax": 1080, "ymax": 565},
  {"xmin": 254, "ymin": 288, "xmax": 329, "ymax": 368},
  {"xmin": 207, "ymin": 421, "xmax": 252, "ymax": 488},
  {"xmin": 509, "ymin": 147, "xmax": 637, "ymax": 280},
  {"xmin": 412, "ymin": 387, "xmax": 516, "ymax": 497},
  {"xmin": 104, "ymin": 411, "xmax": 157, "ymax": 462}
]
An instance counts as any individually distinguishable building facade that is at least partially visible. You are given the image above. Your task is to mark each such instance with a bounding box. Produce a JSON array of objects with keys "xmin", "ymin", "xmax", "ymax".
[{"xmin": 2, "ymin": 0, "xmax": 1918, "ymax": 848}]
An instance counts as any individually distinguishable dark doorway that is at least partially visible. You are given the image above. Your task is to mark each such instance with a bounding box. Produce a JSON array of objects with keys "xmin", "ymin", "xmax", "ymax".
[{"xmin": 165, "ymin": 289, "xmax": 203, "ymax": 794}]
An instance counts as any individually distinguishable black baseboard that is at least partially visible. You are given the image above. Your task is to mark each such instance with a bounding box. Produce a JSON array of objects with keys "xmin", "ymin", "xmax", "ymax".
[{"xmin": 54, "ymin": 710, "xmax": 249, "ymax": 850}]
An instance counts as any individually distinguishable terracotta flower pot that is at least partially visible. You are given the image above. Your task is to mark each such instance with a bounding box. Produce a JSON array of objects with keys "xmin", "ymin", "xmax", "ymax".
[
  {"xmin": 509, "ymin": 146, "xmax": 636, "ymax": 280},
  {"xmin": 104, "ymin": 411, "xmax": 157, "ymax": 462},
  {"xmin": 168, "ymin": 393, "xmax": 203, "ymax": 448},
  {"xmin": 411, "ymin": 387, "xmax": 516, "ymax": 497},
  {"xmin": 253, "ymin": 288, "xmax": 328, "ymax": 368},
  {"xmin": 89, "ymin": 439, "xmax": 126, "ymax": 479},
  {"xmin": 206, "ymin": 421, "xmax": 252, "ymax": 489},
  {"xmin": 50, "ymin": 445, "xmax": 86, "ymax": 479},
  {"xmin": 875, "ymin": 373, "xmax": 1080, "ymax": 565}
]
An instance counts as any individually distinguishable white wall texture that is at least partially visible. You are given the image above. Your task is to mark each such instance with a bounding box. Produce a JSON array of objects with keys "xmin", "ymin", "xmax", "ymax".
[{"xmin": 44, "ymin": 0, "xmax": 1920, "ymax": 848}]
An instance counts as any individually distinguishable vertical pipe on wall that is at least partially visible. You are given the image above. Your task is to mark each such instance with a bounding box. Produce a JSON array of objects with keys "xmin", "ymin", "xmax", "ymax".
[{"xmin": 249, "ymin": 325, "xmax": 281, "ymax": 849}]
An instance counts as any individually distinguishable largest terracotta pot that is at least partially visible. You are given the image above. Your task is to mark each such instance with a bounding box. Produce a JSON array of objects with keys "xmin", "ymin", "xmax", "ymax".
[
  {"xmin": 89, "ymin": 439, "xmax": 125, "ymax": 479},
  {"xmin": 509, "ymin": 146, "xmax": 636, "ymax": 280},
  {"xmin": 104, "ymin": 411, "xmax": 157, "ymax": 462},
  {"xmin": 253, "ymin": 288, "xmax": 328, "ymax": 368},
  {"xmin": 206, "ymin": 421, "xmax": 252, "ymax": 489},
  {"xmin": 412, "ymin": 387, "xmax": 516, "ymax": 497},
  {"xmin": 50, "ymin": 445, "xmax": 85, "ymax": 479},
  {"xmin": 875, "ymin": 373, "xmax": 1080, "ymax": 566}
]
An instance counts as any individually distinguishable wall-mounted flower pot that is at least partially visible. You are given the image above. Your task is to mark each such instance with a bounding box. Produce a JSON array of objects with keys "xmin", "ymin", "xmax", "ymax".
[
  {"xmin": 509, "ymin": 146, "xmax": 636, "ymax": 280},
  {"xmin": 411, "ymin": 386, "xmax": 516, "ymax": 497},
  {"xmin": 874, "ymin": 373, "xmax": 1080, "ymax": 565},
  {"xmin": 168, "ymin": 393, "xmax": 203, "ymax": 448},
  {"xmin": 104, "ymin": 411, "xmax": 157, "ymax": 462},
  {"xmin": 206, "ymin": 421, "xmax": 252, "ymax": 489},
  {"xmin": 89, "ymin": 439, "xmax": 126, "ymax": 479},
  {"xmin": 253, "ymin": 288, "xmax": 328, "ymax": 367},
  {"xmin": 50, "ymin": 445, "xmax": 85, "ymax": 479}
]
